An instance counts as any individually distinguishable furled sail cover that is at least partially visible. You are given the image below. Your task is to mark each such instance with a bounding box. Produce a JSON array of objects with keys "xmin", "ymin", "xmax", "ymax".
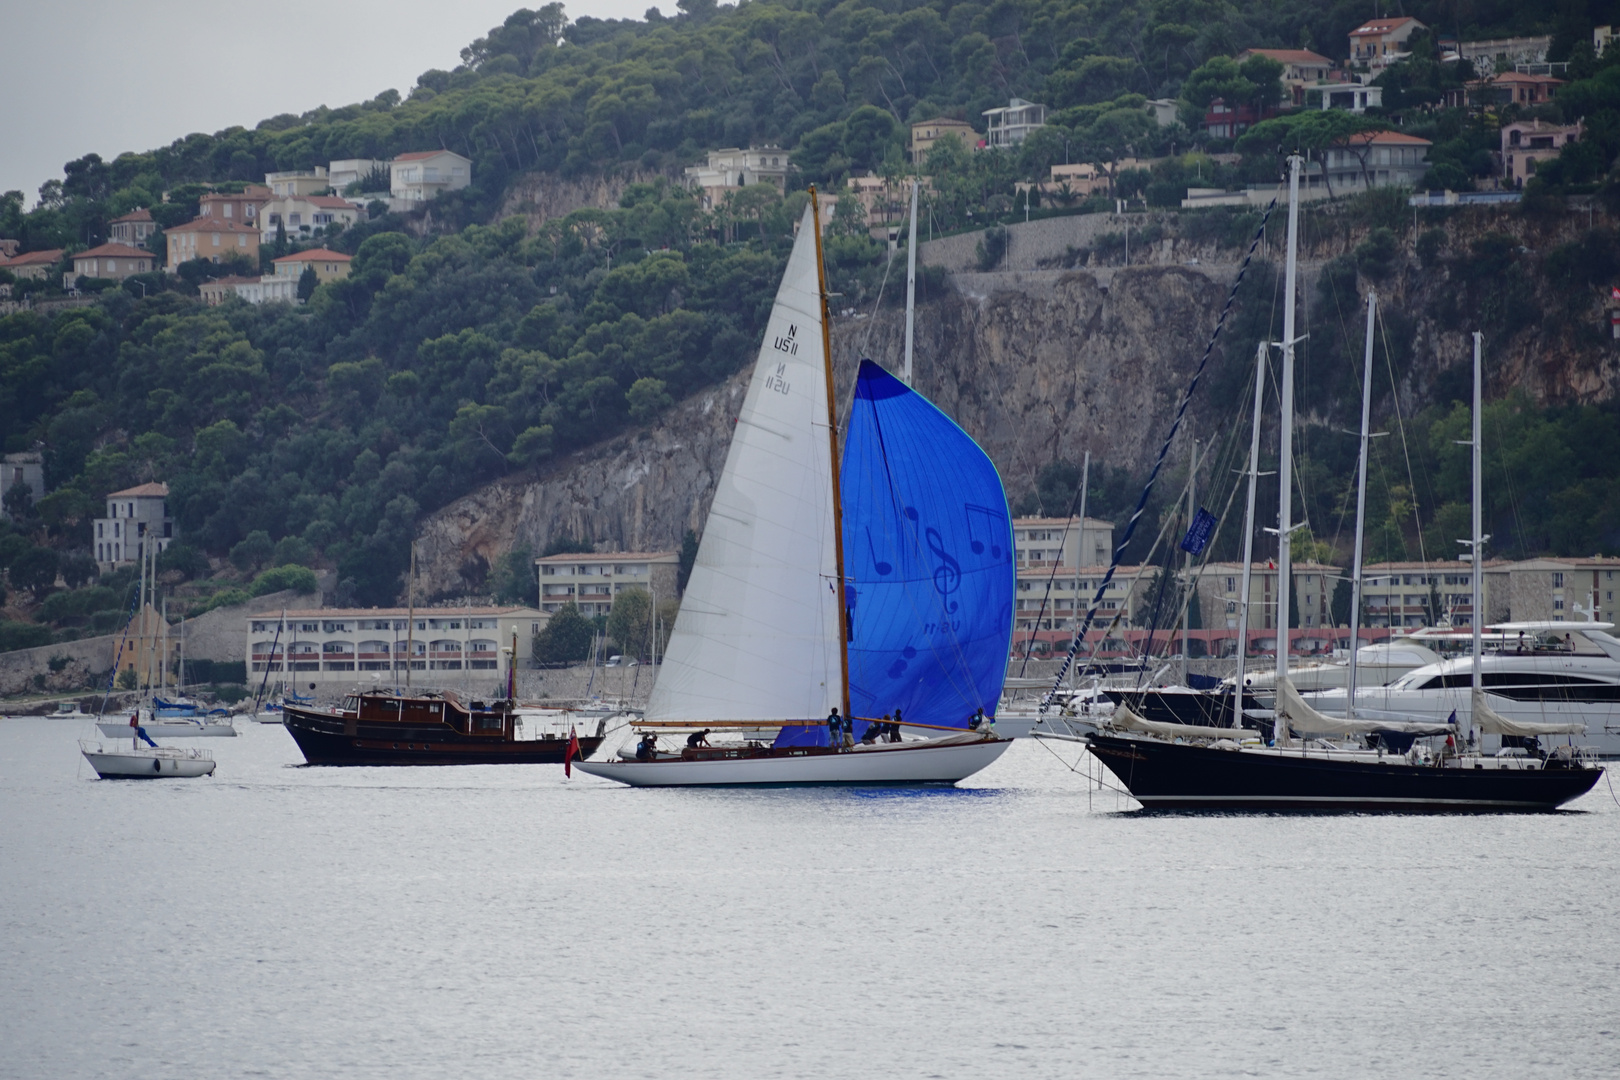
[
  {"xmin": 840, "ymin": 360, "xmax": 1014, "ymax": 728},
  {"xmin": 646, "ymin": 205, "xmax": 842, "ymax": 724}
]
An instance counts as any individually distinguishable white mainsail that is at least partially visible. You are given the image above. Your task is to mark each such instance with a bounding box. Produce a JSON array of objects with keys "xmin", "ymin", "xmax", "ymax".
[{"xmin": 646, "ymin": 204, "xmax": 843, "ymax": 724}]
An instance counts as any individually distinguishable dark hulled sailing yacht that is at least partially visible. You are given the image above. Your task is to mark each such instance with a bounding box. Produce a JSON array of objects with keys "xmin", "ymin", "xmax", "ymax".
[{"xmin": 1077, "ymin": 156, "xmax": 1602, "ymax": 812}]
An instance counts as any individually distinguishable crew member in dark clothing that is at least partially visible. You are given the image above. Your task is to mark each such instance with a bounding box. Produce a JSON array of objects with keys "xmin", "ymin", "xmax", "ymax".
[
  {"xmin": 635, "ymin": 733, "xmax": 659, "ymax": 761},
  {"xmin": 889, "ymin": 708, "xmax": 905, "ymax": 741},
  {"xmin": 827, "ymin": 708, "xmax": 842, "ymax": 748},
  {"xmin": 861, "ymin": 717, "xmax": 885, "ymax": 744},
  {"xmin": 686, "ymin": 729, "xmax": 711, "ymax": 748},
  {"xmin": 968, "ymin": 709, "xmax": 983, "ymax": 731}
]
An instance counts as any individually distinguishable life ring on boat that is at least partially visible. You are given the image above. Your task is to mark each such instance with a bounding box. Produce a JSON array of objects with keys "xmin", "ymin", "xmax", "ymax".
[{"xmin": 152, "ymin": 758, "xmax": 162, "ymax": 773}]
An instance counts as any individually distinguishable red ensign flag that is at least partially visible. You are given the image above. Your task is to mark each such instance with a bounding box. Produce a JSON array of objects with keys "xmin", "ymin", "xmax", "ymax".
[{"xmin": 564, "ymin": 725, "xmax": 579, "ymax": 778}]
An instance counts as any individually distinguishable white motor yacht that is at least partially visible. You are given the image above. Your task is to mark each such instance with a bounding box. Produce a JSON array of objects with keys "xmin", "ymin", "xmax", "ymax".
[
  {"xmin": 1306, "ymin": 621, "xmax": 1620, "ymax": 757},
  {"xmin": 1234, "ymin": 640, "xmax": 1443, "ymax": 692}
]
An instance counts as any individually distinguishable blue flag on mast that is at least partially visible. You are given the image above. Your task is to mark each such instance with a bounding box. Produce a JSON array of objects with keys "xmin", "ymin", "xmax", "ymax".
[{"xmin": 1179, "ymin": 507, "xmax": 1217, "ymax": 556}]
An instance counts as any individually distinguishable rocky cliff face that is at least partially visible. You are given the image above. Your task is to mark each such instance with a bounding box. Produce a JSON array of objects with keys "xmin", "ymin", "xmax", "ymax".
[
  {"xmin": 414, "ymin": 262, "xmax": 1251, "ymax": 597},
  {"xmin": 414, "ymin": 205, "xmax": 1620, "ymax": 599}
]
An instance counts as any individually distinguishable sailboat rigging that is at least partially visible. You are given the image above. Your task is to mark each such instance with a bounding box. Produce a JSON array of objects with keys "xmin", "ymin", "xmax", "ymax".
[
  {"xmin": 1081, "ymin": 155, "xmax": 1603, "ymax": 810},
  {"xmin": 576, "ymin": 191, "xmax": 1014, "ymax": 786}
]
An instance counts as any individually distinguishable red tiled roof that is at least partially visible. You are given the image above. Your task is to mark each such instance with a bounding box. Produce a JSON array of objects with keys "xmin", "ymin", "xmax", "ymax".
[
  {"xmin": 1484, "ymin": 71, "xmax": 1564, "ymax": 84},
  {"xmin": 272, "ymin": 248, "xmax": 352, "ymax": 263},
  {"xmin": 1340, "ymin": 130, "xmax": 1433, "ymax": 146},
  {"xmin": 75, "ymin": 243, "xmax": 154, "ymax": 259},
  {"xmin": 1, "ymin": 249, "xmax": 64, "ymax": 267},
  {"xmin": 110, "ymin": 208, "xmax": 154, "ymax": 223},
  {"xmin": 108, "ymin": 482, "xmax": 169, "ymax": 497},
  {"xmin": 1351, "ymin": 16, "xmax": 1419, "ymax": 35},
  {"xmin": 393, "ymin": 150, "xmax": 449, "ymax": 161},
  {"xmin": 269, "ymin": 606, "xmax": 542, "ymax": 618},
  {"xmin": 1238, "ymin": 48, "xmax": 1334, "ymax": 66},
  {"xmin": 166, "ymin": 218, "xmax": 259, "ymax": 234}
]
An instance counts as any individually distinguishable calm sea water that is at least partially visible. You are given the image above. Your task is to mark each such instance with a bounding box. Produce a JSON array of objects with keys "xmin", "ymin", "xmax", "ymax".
[{"xmin": 2, "ymin": 716, "xmax": 1616, "ymax": 1079}]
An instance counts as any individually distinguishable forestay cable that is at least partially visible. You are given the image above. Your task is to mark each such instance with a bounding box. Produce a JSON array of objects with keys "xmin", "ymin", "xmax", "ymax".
[{"xmin": 1042, "ymin": 192, "xmax": 1280, "ymax": 712}]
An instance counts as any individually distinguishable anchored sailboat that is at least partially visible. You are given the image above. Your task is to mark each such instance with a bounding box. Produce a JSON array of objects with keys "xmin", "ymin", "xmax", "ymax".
[
  {"xmin": 1083, "ymin": 156, "xmax": 1602, "ymax": 811},
  {"xmin": 577, "ymin": 194, "xmax": 1014, "ymax": 786}
]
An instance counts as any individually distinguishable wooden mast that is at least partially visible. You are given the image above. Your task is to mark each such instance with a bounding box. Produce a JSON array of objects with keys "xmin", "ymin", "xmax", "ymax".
[{"xmin": 809, "ymin": 186, "xmax": 851, "ymax": 719}]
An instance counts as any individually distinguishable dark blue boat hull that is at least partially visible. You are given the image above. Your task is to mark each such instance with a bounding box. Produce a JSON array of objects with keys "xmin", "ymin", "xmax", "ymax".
[{"xmin": 1086, "ymin": 734, "xmax": 1603, "ymax": 812}]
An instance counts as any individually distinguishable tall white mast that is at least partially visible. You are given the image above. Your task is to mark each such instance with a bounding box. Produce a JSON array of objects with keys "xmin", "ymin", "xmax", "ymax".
[
  {"xmin": 1182, "ymin": 439, "xmax": 1196, "ymax": 685},
  {"xmin": 903, "ymin": 179, "xmax": 919, "ymax": 386},
  {"xmin": 1233, "ymin": 342, "xmax": 1266, "ymax": 726},
  {"xmin": 1274, "ymin": 154, "xmax": 1303, "ymax": 746},
  {"xmin": 1470, "ymin": 330, "xmax": 1484, "ymax": 745},
  {"xmin": 1346, "ymin": 290, "xmax": 1377, "ymax": 718},
  {"xmin": 1076, "ymin": 450, "xmax": 1089, "ymax": 648}
]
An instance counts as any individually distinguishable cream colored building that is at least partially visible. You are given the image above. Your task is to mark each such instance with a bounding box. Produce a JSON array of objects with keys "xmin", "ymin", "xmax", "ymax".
[
  {"xmin": 261, "ymin": 194, "xmax": 362, "ymax": 241},
  {"xmin": 1192, "ymin": 562, "xmax": 1343, "ymax": 631},
  {"xmin": 0, "ymin": 249, "xmax": 63, "ymax": 280},
  {"xmin": 164, "ymin": 218, "xmax": 259, "ymax": 271},
  {"xmin": 265, "ymin": 167, "xmax": 329, "ymax": 198},
  {"xmin": 107, "ymin": 208, "xmax": 157, "ymax": 247},
  {"xmin": 329, "ymin": 158, "xmax": 389, "ymax": 191},
  {"xmin": 1013, "ymin": 516, "xmax": 1114, "ymax": 571},
  {"xmin": 909, "ymin": 117, "xmax": 978, "ymax": 162},
  {"xmin": 271, "ymin": 247, "xmax": 352, "ymax": 283},
  {"xmin": 198, "ymin": 186, "xmax": 271, "ymax": 225},
  {"xmin": 535, "ymin": 552, "xmax": 680, "ymax": 617},
  {"xmin": 682, "ymin": 147, "xmax": 791, "ymax": 209},
  {"xmin": 1360, "ymin": 560, "xmax": 1508, "ymax": 628},
  {"xmin": 248, "ymin": 606, "xmax": 547, "ymax": 687},
  {"xmin": 390, "ymin": 150, "xmax": 472, "ymax": 204},
  {"xmin": 1349, "ymin": 15, "xmax": 1426, "ymax": 70},
  {"xmin": 1015, "ymin": 564, "xmax": 1141, "ymax": 632},
  {"xmin": 93, "ymin": 482, "xmax": 173, "ymax": 570},
  {"xmin": 1504, "ymin": 557, "xmax": 1620, "ymax": 624},
  {"xmin": 73, "ymin": 243, "xmax": 155, "ymax": 281}
]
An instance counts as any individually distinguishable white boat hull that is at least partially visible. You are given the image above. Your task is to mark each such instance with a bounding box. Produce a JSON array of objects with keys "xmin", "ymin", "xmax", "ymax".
[
  {"xmin": 575, "ymin": 736, "xmax": 1013, "ymax": 787},
  {"xmin": 97, "ymin": 720, "xmax": 236, "ymax": 738},
  {"xmin": 80, "ymin": 744, "xmax": 216, "ymax": 779}
]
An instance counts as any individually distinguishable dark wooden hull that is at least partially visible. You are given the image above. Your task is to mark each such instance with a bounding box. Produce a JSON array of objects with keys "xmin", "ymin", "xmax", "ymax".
[
  {"xmin": 283, "ymin": 705, "xmax": 602, "ymax": 766},
  {"xmin": 1086, "ymin": 733, "xmax": 1603, "ymax": 812}
]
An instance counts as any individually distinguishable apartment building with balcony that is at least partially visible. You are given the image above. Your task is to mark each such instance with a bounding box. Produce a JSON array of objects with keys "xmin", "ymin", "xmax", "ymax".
[
  {"xmin": 247, "ymin": 606, "xmax": 547, "ymax": 688},
  {"xmin": 535, "ymin": 551, "xmax": 680, "ymax": 617}
]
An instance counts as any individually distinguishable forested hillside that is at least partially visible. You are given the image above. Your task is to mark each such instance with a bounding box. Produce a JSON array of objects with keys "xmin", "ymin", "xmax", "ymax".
[{"xmin": 2, "ymin": 0, "xmax": 1619, "ymax": 653}]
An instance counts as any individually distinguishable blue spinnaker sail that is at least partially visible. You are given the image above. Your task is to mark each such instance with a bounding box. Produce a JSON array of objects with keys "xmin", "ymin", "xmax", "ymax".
[{"xmin": 840, "ymin": 359, "xmax": 1014, "ymax": 730}]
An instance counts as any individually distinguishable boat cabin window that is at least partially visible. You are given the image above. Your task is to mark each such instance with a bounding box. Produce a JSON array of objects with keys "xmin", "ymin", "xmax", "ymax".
[{"xmin": 342, "ymin": 695, "xmax": 360, "ymax": 712}]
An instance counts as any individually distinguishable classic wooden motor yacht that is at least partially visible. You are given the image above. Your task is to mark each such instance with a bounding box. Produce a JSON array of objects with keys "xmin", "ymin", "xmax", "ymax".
[{"xmin": 283, "ymin": 690, "xmax": 604, "ymax": 766}]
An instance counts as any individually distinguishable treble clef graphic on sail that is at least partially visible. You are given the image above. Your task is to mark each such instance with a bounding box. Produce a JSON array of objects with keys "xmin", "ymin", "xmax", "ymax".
[{"xmin": 925, "ymin": 526, "xmax": 960, "ymax": 612}]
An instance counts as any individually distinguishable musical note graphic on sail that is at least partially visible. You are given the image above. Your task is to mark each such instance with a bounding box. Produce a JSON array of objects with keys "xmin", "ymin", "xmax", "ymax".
[
  {"xmin": 925, "ymin": 526, "xmax": 961, "ymax": 612},
  {"xmin": 964, "ymin": 503, "xmax": 1007, "ymax": 560},
  {"xmin": 865, "ymin": 527, "xmax": 893, "ymax": 575}
]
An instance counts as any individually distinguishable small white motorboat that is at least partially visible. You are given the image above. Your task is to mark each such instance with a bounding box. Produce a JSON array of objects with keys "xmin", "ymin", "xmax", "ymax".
[
  {"xmin": 53, "ymin": 701, "xmax": 87, "ymax": 718},
  {"xmin": 80, "ymin": 738, "xmax": 216, "ymax": 779}
]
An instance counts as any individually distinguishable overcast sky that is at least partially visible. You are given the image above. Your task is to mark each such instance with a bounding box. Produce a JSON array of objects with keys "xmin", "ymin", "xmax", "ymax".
[{"xmin": 1, "ymin": 0, "xmax": 650, "ymax": 204}]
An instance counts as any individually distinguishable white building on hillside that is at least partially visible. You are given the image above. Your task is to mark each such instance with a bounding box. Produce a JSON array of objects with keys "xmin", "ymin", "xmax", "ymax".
[
  {"xmin": 248, "ymin": 606, "xmax": 547, "ymax": 689},
  {"xmin": 390, "ymin": 150, "xmax": 472, "ymax": 205},
  {"xmin": 682, "ymin": 147, "xmax": 791, "ymax": 209},
  {"xmin": 93, "ymin": 482, "xmax": 173, "ymax": 570},
  {"xmin": 329, "ymin": 158, "xmax": 389, "ymax": 192},
  {"xmin": 535, "ymin": 552, "xmax": 680, "ymax": 617},
  {"xmin": 983, "ymin": 98, "xmax": 1046, "ymax": 148}
]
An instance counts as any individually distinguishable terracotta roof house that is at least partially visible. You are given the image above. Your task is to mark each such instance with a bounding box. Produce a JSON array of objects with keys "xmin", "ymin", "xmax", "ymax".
[
  {"xmin": 1349, "ymin": 16, "xmax": 1426, "ymax": 69},
  {"xmin": 73, "ymin": 243, "xmax": 157, "ymax": 281},
  {"xmin": 164, "ymin": 218, "xmax": 260, "ymax": 271},
  {"xmin": 271, "ymin": 247, "xmax": 352, "ymax": 283},
  {"xmin": 0, "ymin": 248, "xmax": 65, "ymax": 280},
  {"xmin": 108, "ymin": 208, "xmax": 156, "ymax": 247}
]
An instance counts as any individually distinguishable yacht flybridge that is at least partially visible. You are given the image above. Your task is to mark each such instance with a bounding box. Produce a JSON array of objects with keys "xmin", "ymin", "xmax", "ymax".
[{"xmin": 576, "ymin": 193, "xmax": 1015, "ymax": 787}]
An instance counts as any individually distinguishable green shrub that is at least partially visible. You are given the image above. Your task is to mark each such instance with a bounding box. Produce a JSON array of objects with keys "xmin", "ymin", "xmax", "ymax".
[
  {"xmin": 250, "ymin": 564, "xmax": 318, "ymax": 596},
  {"xmin": 0, "ymin": 620, "xmax": 52, "ymax": 652}
]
